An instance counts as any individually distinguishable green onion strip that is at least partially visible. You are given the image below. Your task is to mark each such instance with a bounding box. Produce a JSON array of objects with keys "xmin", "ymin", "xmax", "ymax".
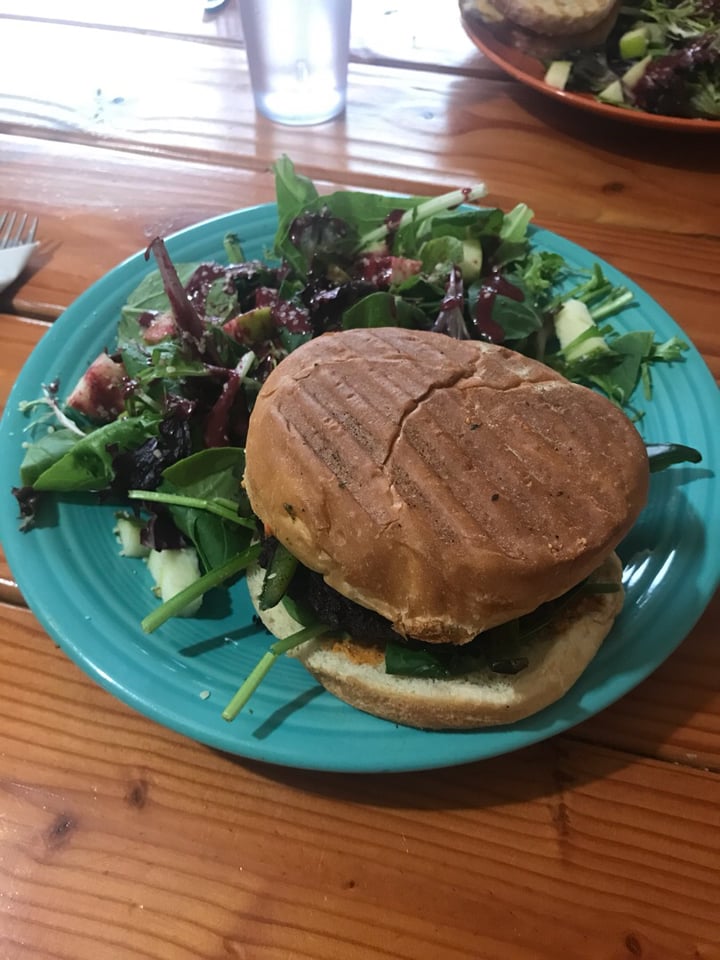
[
  {"xmin": 222, "ymin": 624, "xmax": 331, "ymax": 721},
  {"xmin": 128, "ymin": 489, "xmax": 256, "ymax": 528},
  {"xmin": 141, "ymin": 543, "xmax": 261, "ymax": 634}
]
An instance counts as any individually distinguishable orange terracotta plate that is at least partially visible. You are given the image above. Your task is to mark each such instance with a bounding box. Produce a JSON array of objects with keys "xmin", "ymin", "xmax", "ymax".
[{"xmin": 459, "ymin": 1, "xmax": 720, "ymax": 133}]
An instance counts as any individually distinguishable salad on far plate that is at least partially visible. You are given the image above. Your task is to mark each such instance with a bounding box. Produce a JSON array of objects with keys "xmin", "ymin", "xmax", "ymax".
[{"xmin": 461, "ymin": 0, "xmax": 720, "ymax": 122}]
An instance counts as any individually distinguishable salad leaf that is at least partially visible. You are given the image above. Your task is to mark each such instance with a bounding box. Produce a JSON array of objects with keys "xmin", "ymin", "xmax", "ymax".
[
  {"xmin": 488, "ymin": 295, "xmax": 545, "ymax": 340},
  {"xmin": 646, "ymin": 442, "xmax": 703, "ymax": 471},
  {"xmin": 587, "ymin": 331, "xmax": 655, "ymax": 406},
  {"xmin": 120, "ymin": 338, "xmax": 208, "ymax": 385},
  {"xmin": 561, "ymin": 0, "xmax": 720, "ymax": 120},
  {"xmin": 119, "ymin": 262, "xmax": 200, "ymax": 330},
  {"xmin": 690, "ymin": 73, "xmax": 720, "ymax": 117},
  {"xmin": 341, "ymin": 291, "xmax": 429, "ymax": 330},
  {"xmin": 419, "ymin": 235, "xmax": 465, "ymax": 275},
  {"xmin": 517, "ymin": 250, "xmax": 567, "ymax": 297},
  {"xmin": 273, "ymin": 154, "xmax": 320, "ymax": 234},
  {"xmin": 205, "ymin": 277, "xmax": 243, "ymax": 321},
  {"xmin": 27, "ymin": 415, "xmax": 161, "ymax": 492},
  {"xmin": 158, "ymin": 447, "xmax": 253, "ymax": 571},
  {"xmin": 18, "ymin": 428, "xmax": 81, "ymax": 487},
  {"xmin": 223, "ymin": 232, "xmax": 245, "ymax": 263}
]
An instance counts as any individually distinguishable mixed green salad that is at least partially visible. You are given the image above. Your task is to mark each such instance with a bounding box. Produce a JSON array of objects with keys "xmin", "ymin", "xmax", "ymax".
[
  {"xmin": 10, "ymin": 156, "xmax": 698, "ymax": 716},
  {"xmin": 545, "ymin": 0, "xmax": 720, "ymax": 119}
]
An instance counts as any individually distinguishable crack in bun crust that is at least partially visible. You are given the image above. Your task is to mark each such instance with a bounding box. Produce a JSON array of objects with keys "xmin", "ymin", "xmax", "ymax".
[{"xmin": 243, "ymin": 328, "xmax": 648, "ymax": 645}]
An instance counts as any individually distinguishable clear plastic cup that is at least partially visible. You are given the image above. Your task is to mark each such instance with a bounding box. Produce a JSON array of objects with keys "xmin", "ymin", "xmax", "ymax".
[{"xmin": 239, "ymin": 0, "xmax": 352, "ymax": 126}]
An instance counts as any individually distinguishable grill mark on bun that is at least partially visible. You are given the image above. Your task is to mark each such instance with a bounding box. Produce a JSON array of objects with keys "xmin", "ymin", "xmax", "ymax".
[
  {"xmin": 274, "ymin": 347, "xmax": 481, "ymax": 529},
  {"xmin": 391, "ymin": 377, "xmax": 635, "ymax": 563}
]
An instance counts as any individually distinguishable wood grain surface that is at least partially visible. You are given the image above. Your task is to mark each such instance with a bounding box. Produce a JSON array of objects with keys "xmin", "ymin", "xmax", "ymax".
[
  {"xmin": 0, "ymin": 600, "xmax": 718, "ymax": 960},
  {"xmin": 0, "ymin": 2, "xmax": 718, "ymax": 957}
]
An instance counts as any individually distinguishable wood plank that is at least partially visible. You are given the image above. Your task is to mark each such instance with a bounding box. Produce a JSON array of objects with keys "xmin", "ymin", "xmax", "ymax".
[
  {"xmin": 3, "ymin": 136, "xmax": 720, "ymax": 377},
  {"xmin": 0, "ymin": 601, "xmax": 718, "ymax": 960},
  {"xmin": 0, "ymin": 314, "xmax": 49, "ymax": 412},
  {"xmin": 0, "ymin": 0, "xmax": 492, "ymax": 75},
  {"xmin": 0, "ymin": 21, "xmax": 718, "ymax": 241},
  {"xmin": 0, "ymin": 136, "xmax": 280, "ymax": 318}
]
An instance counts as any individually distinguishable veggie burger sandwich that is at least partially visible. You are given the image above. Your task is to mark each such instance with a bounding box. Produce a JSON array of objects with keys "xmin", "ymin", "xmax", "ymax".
[{"xmin": 242, "ymin": 326, "xmax": 649, "ymax": 729}]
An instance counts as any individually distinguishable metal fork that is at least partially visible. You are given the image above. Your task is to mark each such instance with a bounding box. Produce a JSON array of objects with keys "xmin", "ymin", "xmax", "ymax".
[
  {"xmin": 0, "ymin": 211, "xmax": 39, "ymax": 250},
  {"xmin": 0, "ymin": 212, "xmax": 40, "ymax": 292}
]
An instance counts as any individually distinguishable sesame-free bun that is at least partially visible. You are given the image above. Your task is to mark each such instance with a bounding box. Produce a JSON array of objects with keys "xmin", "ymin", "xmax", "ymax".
[
  {"xmin": 484, "ymin": 0, "xmax": 617, "ymax": 36},
  {"xmin": 461, "ymin": 0, "xmax": 621, "ymax": 59},
  {"xmin": 246, "ymin": 553, "xmax": 624, "ymax": 729},
  {"xmin": 243, "ymin": 328, "xmax": 648, "ymax": 646}
]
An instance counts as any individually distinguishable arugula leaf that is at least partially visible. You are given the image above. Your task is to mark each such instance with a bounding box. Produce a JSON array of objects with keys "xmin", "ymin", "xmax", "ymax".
[
  {"xmin": 647, "ymin": 442, "xmax": 703, "ymax": 472},
  {"xmin": 120, "ymin": 339, "xmax": 206, "ymax": 383},
  {"xmin": 517, "ymin": 250, "xmax": 567, "ymax": 297},
  {"xmin": 385, "ymin": 642, "xmax": 455, "ymax": 679},
  {"xmin": 419, "ymin": 236, "xmax": 465, "ymax": 276},
  {"xmin": 277, "ymin": 326, "xmax": 313, "ymax": 353},
  {"xmin": 492, "ymin": 203, "xmax": 534, "ymax": 266},
  {"xmin": 649, "ymin": 336, "xmax": 689, "ymax": 362},
  {"xmin": 203, "ymin": 323, "xmax": 248, "ymax": 369},
  {"xmin": 393, "ymin": 275, "xmax": 445, "ymax": 318},
  {"xmin": 28, "ymin": 416, "xmax": 161, "ymax": 492},
  {"xmin": 318, "ymin": 190, "xmax": 417, "ymax": 244},
  {"xmin": 272, "ymin": 155, "xmax": 322, "ymax": 273},
  {"xmin": 690, "ymin": 75, "xmax": 720, "ymax": 120},
  {"xmin": 19, "ymin": 428, "xmax": 81, "ymax": 487},
  {"xmin": 587, "ymin": 330, "xmax": 653, "ymax": 405}
]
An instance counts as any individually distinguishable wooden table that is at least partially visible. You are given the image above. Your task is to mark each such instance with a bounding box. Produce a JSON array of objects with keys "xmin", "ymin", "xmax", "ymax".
[{"xmin": 1, "ymin": 2, "xmax": 718, "ymax": 957}]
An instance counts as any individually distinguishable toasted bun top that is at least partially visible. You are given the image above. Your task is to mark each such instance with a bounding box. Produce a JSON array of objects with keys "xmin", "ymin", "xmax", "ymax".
[
  {"xmin": 243, "ymin": 328, "xmax": 648, "ymax": 644},
  {"xmin": 489, "ymin": 0, "xmax": 616, "ymax": 35},
  {"xmin": 461, "ymin": 0, "xmax": 621, "ymax": 58}
]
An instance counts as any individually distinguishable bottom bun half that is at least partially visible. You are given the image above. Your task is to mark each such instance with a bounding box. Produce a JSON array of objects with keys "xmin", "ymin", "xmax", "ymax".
[{"xmin": 246, "ymin": 554, "xmax": 624, "ymax": 730}]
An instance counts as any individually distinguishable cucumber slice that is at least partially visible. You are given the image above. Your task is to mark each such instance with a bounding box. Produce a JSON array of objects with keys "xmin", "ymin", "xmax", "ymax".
[
  {"xmin": 147, "ymin": 547, "xmax": 203, "ymax": 616},
  {"xmin": 554, "ymin": 299, "xmax": 615, "ymax": 366},
  {"xmin": 114, "ymin": 514, "xmax": 150, "ymax": 558},
  {"xmin": 622, "ymin": 55, "xmax": 651, "ymax": 92},
  {"xmin": 544, "ymin": 60, "xmax": 573, "ymax": 91},
  {"xmin": 619, "ymin": 26, "xmax": 648, "ymax": 60},
  {"xmin": 598, "ymin": 79, "xmax": 624, "ymax": 105}
]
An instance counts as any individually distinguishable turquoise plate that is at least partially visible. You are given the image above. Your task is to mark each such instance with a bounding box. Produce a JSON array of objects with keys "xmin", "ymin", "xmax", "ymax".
[{"xmin": 1, "ymin": 204, "xmax": 718, "ymax": 772}]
